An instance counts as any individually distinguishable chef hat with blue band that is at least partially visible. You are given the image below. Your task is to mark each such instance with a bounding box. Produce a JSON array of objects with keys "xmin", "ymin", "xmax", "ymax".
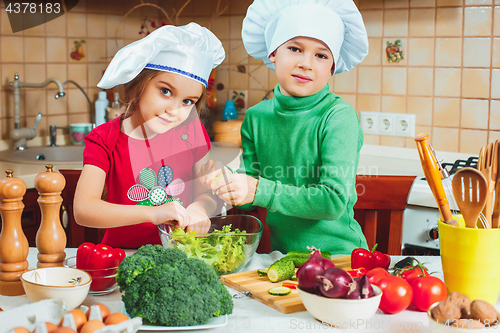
[
  {"xmin": 242, "ymin": 0, "xmax": 368, "ymax": 75},
  {"xmin": 98, "ymin": 22, "xmax": 225, "ymax": 89}
]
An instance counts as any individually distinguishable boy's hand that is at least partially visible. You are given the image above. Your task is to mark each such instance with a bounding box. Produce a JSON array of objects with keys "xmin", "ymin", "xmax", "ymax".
[
  {"xmin": 151, "ymin": 201, "xmax": 188, "ymax": 228},
  {"xmin": 209, "ymin": 173, "xmax": 258, "ymax": 206},
  {"xmin": 185, "ymin": 206, "xmax": 211, "ymax": 234},
  {"xmin": 199, "ymin": 160, "xmax": 230, "ymax": 190}
]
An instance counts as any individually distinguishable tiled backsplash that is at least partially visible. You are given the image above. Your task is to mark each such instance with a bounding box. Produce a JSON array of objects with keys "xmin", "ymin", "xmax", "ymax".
[{"xmin": 0, "ymin": 0, "xmax": 499, "ymax": 153}]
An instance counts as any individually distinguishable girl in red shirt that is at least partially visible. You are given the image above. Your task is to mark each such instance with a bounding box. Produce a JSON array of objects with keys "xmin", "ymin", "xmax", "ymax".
[{"xmin": 74, "ymin": 23, "xmax": 225, "ymax": 248}]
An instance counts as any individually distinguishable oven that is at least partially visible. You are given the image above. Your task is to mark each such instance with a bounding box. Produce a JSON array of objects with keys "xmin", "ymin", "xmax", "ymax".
[{"xmin": 401, "ymin": 156, "xmax": 478, "ymax": 255}]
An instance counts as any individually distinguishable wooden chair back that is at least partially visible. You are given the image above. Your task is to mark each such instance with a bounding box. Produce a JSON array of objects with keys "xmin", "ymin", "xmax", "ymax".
[{"xmin": 354, "ymin": 175, "xmax": 416, "ymax": 255}]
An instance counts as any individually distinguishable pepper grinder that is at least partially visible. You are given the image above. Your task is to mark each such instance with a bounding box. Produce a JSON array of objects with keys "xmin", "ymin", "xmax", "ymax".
[
  {"xmin": 35, "ymin": 165, "xmax": 67, "ymax": 268},
  {"xmin": 0, "ymin": 170, "xmax": 29, "ymax": 296}
]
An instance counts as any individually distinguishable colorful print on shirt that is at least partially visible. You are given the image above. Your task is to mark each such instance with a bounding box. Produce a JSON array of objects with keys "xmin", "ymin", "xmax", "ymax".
[{"xmin": 127, "ymin": 165, "xmax": 185, "ymax": 207}]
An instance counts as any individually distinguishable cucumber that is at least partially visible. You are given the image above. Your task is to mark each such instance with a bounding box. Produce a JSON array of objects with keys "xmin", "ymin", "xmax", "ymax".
[
  {"xmin": 267, "ymin": 257, "xmax": 295, "ymax": 283},
  {"xmin": 286, "ymin": 250, "xmax": 332, "ymax": 258},
  {"xmin": 287, "ymin": 256, "xmax": 308, "ymax": 268},
  {"xmin": 257, "ymin": 268, "xmax": 268, "ymax": 277},
  {"xmin": 268, "ymin": 286, "xmax": 291, "ymax": 296}
]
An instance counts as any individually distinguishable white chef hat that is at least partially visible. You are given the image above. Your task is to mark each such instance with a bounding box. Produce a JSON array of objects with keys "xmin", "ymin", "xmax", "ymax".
[
  {"xmin": 98, "ymin": 22, "xmax": 225, "ymax": 89},
  {"xmin": 242, "ymin": 0, "xmax": 368, "ymax": 74}
]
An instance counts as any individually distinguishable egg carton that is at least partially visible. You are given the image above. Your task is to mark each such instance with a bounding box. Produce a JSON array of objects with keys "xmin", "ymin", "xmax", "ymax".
[{"xmin": 0, "ymin": 299, "xmax": 142, "ymax": 333}]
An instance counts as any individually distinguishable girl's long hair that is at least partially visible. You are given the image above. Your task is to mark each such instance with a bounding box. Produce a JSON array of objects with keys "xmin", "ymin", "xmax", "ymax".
[{"xmin": 122, "ymin": 68, "xmax": 209, "ymax": 127}]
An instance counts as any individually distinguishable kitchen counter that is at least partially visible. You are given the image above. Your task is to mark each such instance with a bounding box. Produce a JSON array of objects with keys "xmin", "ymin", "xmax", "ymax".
[{"xmin": 1, "ymin": 248, "xmax": 489, "ymax": 333}]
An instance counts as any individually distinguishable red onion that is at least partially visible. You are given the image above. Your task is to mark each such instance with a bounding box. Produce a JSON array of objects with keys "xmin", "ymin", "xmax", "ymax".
[
  {"xmin": 316, "ymin": 267, "xmax": 353, "ymax": 298},
  {"xmin": 360, "ymin": 275, "xmax": 375, "ymax": 299},
  {"xmin": 297, "ymin": 247, "xmax": 335, "ymax": 292},
  {"xmin": 346, "ymin": 277, "xmax": 361, "ymax": 299}
]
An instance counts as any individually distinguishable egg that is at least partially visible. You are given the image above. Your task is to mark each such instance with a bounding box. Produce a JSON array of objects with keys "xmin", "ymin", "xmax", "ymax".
[
  {"xmin": 53, "ymin": 328, "xmax": 77, "ymax": 333},
  {"xmin": 104, "ymin": 312, "xmax": 129, "ymax": 325},
  {"xmin": 45, "ymin": 322, "xmax": 58, "ymax": 333},
  {"xmin": 85, "ymin": 303, "xmax": 111, "ymax": 321},
  {"xmin": 80, "ymin": 320, "xmax": 105, "ymax": 333},
  {"xmin": 58, "ymin": 309, "xmax": 87, "ymax": 331},
  {"xmin": 10, "ymin": 327, "xmax": 30, "ymax": 333}
]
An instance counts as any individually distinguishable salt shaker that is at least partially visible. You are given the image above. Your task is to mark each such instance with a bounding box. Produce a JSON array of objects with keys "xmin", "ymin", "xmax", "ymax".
[
  {"xmin": 0, "ymin": 170, "xmax": 28, "ymax": 296},
  {"xmin": 35, "ymin": 165, "xmax": 67, "ymax": 268}
]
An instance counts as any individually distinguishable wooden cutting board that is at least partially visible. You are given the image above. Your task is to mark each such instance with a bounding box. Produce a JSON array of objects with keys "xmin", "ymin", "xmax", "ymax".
[{"xmin": 220, "ymin": 255, "xmax": 352, "ymax": 314}]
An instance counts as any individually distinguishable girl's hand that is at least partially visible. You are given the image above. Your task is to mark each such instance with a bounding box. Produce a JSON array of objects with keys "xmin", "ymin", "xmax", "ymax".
[
  {"xmin": 185, "ymin": 206, "xmax": 211, "ymax": 234},
  {"xmin": 151, "ymin": 201, "xmax": 188, "ymax": 228},
  {"xmin": 199, "ymin": 160, "xmax": 229, "ymax": 190},
  {"xmin": 209, "ymin": 173, "xmax": 258, "ymax": 206}
]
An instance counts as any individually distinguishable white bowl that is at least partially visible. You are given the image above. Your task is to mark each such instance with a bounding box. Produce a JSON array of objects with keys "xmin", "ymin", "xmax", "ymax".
[
  {"xmin": 427, "ymin": 302, "xmax": 500, "ymax": 332},
  {"xmin": 297, "ymin": 285, "xmax": 382, "ymax": 327},
  {"xmin": 21, "ymin": 267, "xmax": 91, "ymax": 309}
]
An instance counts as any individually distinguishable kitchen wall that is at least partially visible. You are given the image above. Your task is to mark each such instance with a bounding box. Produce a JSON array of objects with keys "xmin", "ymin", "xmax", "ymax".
[{"xmin": 0, "ymin": 0, "xmax": 499, "ymax": 154}]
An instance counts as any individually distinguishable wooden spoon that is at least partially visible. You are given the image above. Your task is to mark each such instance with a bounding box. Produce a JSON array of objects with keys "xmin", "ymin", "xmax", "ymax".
[{"xmin": 452, "ymin": 167, "xmax": 488, "ymax": 228}]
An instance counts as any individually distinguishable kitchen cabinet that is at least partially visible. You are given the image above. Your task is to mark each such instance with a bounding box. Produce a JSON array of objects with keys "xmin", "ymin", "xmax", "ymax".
[
  {"xmin": 19, "ymin": 188, "xmax": 41, "ymax": 247},
  {"xmin": 59, "ymin": 169, "xmax": 104, "ymax": 248}
]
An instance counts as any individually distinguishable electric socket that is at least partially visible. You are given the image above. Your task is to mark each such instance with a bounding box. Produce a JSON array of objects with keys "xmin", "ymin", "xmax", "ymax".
[
  {"xmin": 360, "ymin": 111, "xmax": 379, "ymax": 135},
  {"xmin": 379, "ymin": 114, "xmax": 395, "ymax": 135},
  {"xmin": 360, "ymin": 111, "xmax": 416, "ymax": 137},
  {"xmin": 395, "ymin": 114, "xmax": 416, "ymax": 138}
]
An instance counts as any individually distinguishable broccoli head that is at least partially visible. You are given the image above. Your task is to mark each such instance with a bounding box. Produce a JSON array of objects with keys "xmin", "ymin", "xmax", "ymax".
[{"xmin": 117, "ymin": 244, "xmax": 233, "ymax": 326}]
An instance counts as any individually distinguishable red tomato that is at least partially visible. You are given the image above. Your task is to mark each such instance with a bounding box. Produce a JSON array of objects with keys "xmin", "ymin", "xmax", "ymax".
[
  {"xmin": 400, "ymin": 266, "xmax": 429, "ymax": 284},
  {"xmin": 377, "ymin": 276, "xmax": 413, "ymax": 314},
  {"xmin": 410, "ymin": 276, "xmax": 447, "ymax": 312},
  {"xmin": 366, "ymin": 267, "xmax": 390, "ymax": 286}
]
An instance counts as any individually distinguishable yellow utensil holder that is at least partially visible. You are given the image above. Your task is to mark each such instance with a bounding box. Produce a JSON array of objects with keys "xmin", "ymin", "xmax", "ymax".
[{"xmin": 439, "ymin": 219, "xmax": 500, "ymax": 305}]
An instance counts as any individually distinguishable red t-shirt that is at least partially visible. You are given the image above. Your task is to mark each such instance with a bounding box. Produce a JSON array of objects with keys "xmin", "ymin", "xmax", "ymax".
[{"xmin": 83, "ymin": 115, "xmax": 211, "ymax": 248}]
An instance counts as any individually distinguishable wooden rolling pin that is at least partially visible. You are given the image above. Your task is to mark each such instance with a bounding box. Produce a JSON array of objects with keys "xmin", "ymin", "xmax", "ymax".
[{"xmin": 415, "ymin": 134, "xmax": 458, "ymax": 226}]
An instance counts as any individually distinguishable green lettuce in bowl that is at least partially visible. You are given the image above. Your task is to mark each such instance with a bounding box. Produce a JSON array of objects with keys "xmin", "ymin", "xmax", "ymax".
[{"xmin": 158, "ymin": 215, "xmax": 263, "ymax": 275}]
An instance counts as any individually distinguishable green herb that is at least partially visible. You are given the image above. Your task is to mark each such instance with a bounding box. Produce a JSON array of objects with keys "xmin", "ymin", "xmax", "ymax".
[{"xmin": 169, "ymin": 224, "xmax": 247, "ymax": 274}]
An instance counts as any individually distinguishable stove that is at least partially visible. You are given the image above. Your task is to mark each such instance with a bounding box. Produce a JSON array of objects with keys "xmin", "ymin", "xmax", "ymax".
[{"xmin": 401, "ymin": 156, "xmax": 478, "ymax": 255}]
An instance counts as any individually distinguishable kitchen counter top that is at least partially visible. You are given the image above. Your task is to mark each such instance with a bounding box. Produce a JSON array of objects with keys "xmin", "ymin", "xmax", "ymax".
[{"xmin": 1, "ymin": 248, "xmax": 490, "ymax": 333}]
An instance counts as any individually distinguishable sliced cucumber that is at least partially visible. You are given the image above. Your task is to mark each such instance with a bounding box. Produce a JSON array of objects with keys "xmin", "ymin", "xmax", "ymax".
[
  {"xmin": 268, "ymin": 286, "xmax": 291, "ymax": 296},
  {"xmin": 257, "ymin": 268, "xmax": 268, "ymax": 276},
  {"xmin": 267, "ymin": 257, "xmax": 295, "ymax": 283}
]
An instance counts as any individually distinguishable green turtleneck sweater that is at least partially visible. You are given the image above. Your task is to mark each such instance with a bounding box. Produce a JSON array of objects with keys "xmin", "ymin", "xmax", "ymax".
[{"xmin": 237, "ymin": 83, "xmax": 367, "ymax": 255}]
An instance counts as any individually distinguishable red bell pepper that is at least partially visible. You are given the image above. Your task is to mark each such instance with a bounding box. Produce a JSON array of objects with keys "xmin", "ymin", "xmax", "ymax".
[
  {"xmin": 350, "ymin": 244, "xmax": 390, "ymax": 271},
  {"xmin": 76, "ymin": 242, "xmax": 126, "ymax": 291}
]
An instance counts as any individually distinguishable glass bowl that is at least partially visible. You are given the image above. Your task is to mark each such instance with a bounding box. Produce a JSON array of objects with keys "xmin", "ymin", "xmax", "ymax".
[
  {"xmin": 63, "ymin": 256, "xmax": 118, "ymax": 295},
  {"xmin": 158, "ymin": 214, "xmax": 262, "ymax": 275}
]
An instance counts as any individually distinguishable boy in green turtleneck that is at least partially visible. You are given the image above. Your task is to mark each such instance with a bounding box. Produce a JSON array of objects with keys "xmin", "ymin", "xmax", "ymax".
[{"xmin": 203, "ymin": 0, "xmax": 369, "ymax": 255}]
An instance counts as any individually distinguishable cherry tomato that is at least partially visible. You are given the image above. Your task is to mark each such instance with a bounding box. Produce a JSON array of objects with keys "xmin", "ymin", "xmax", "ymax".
[
  {"xmin": 366, "ymin": 267, "xmax": 390, "ymax": 286},
  {"xmin": 377, "ymin": 275, "xmax": 413, "ymax": 314},
  {"xmin": 410, "ymin": 276, "xmax": 447, "ymax": 312},
  {"xmin": 400, "ymin": 266, "xmax": 429, "ymax": 284}
]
